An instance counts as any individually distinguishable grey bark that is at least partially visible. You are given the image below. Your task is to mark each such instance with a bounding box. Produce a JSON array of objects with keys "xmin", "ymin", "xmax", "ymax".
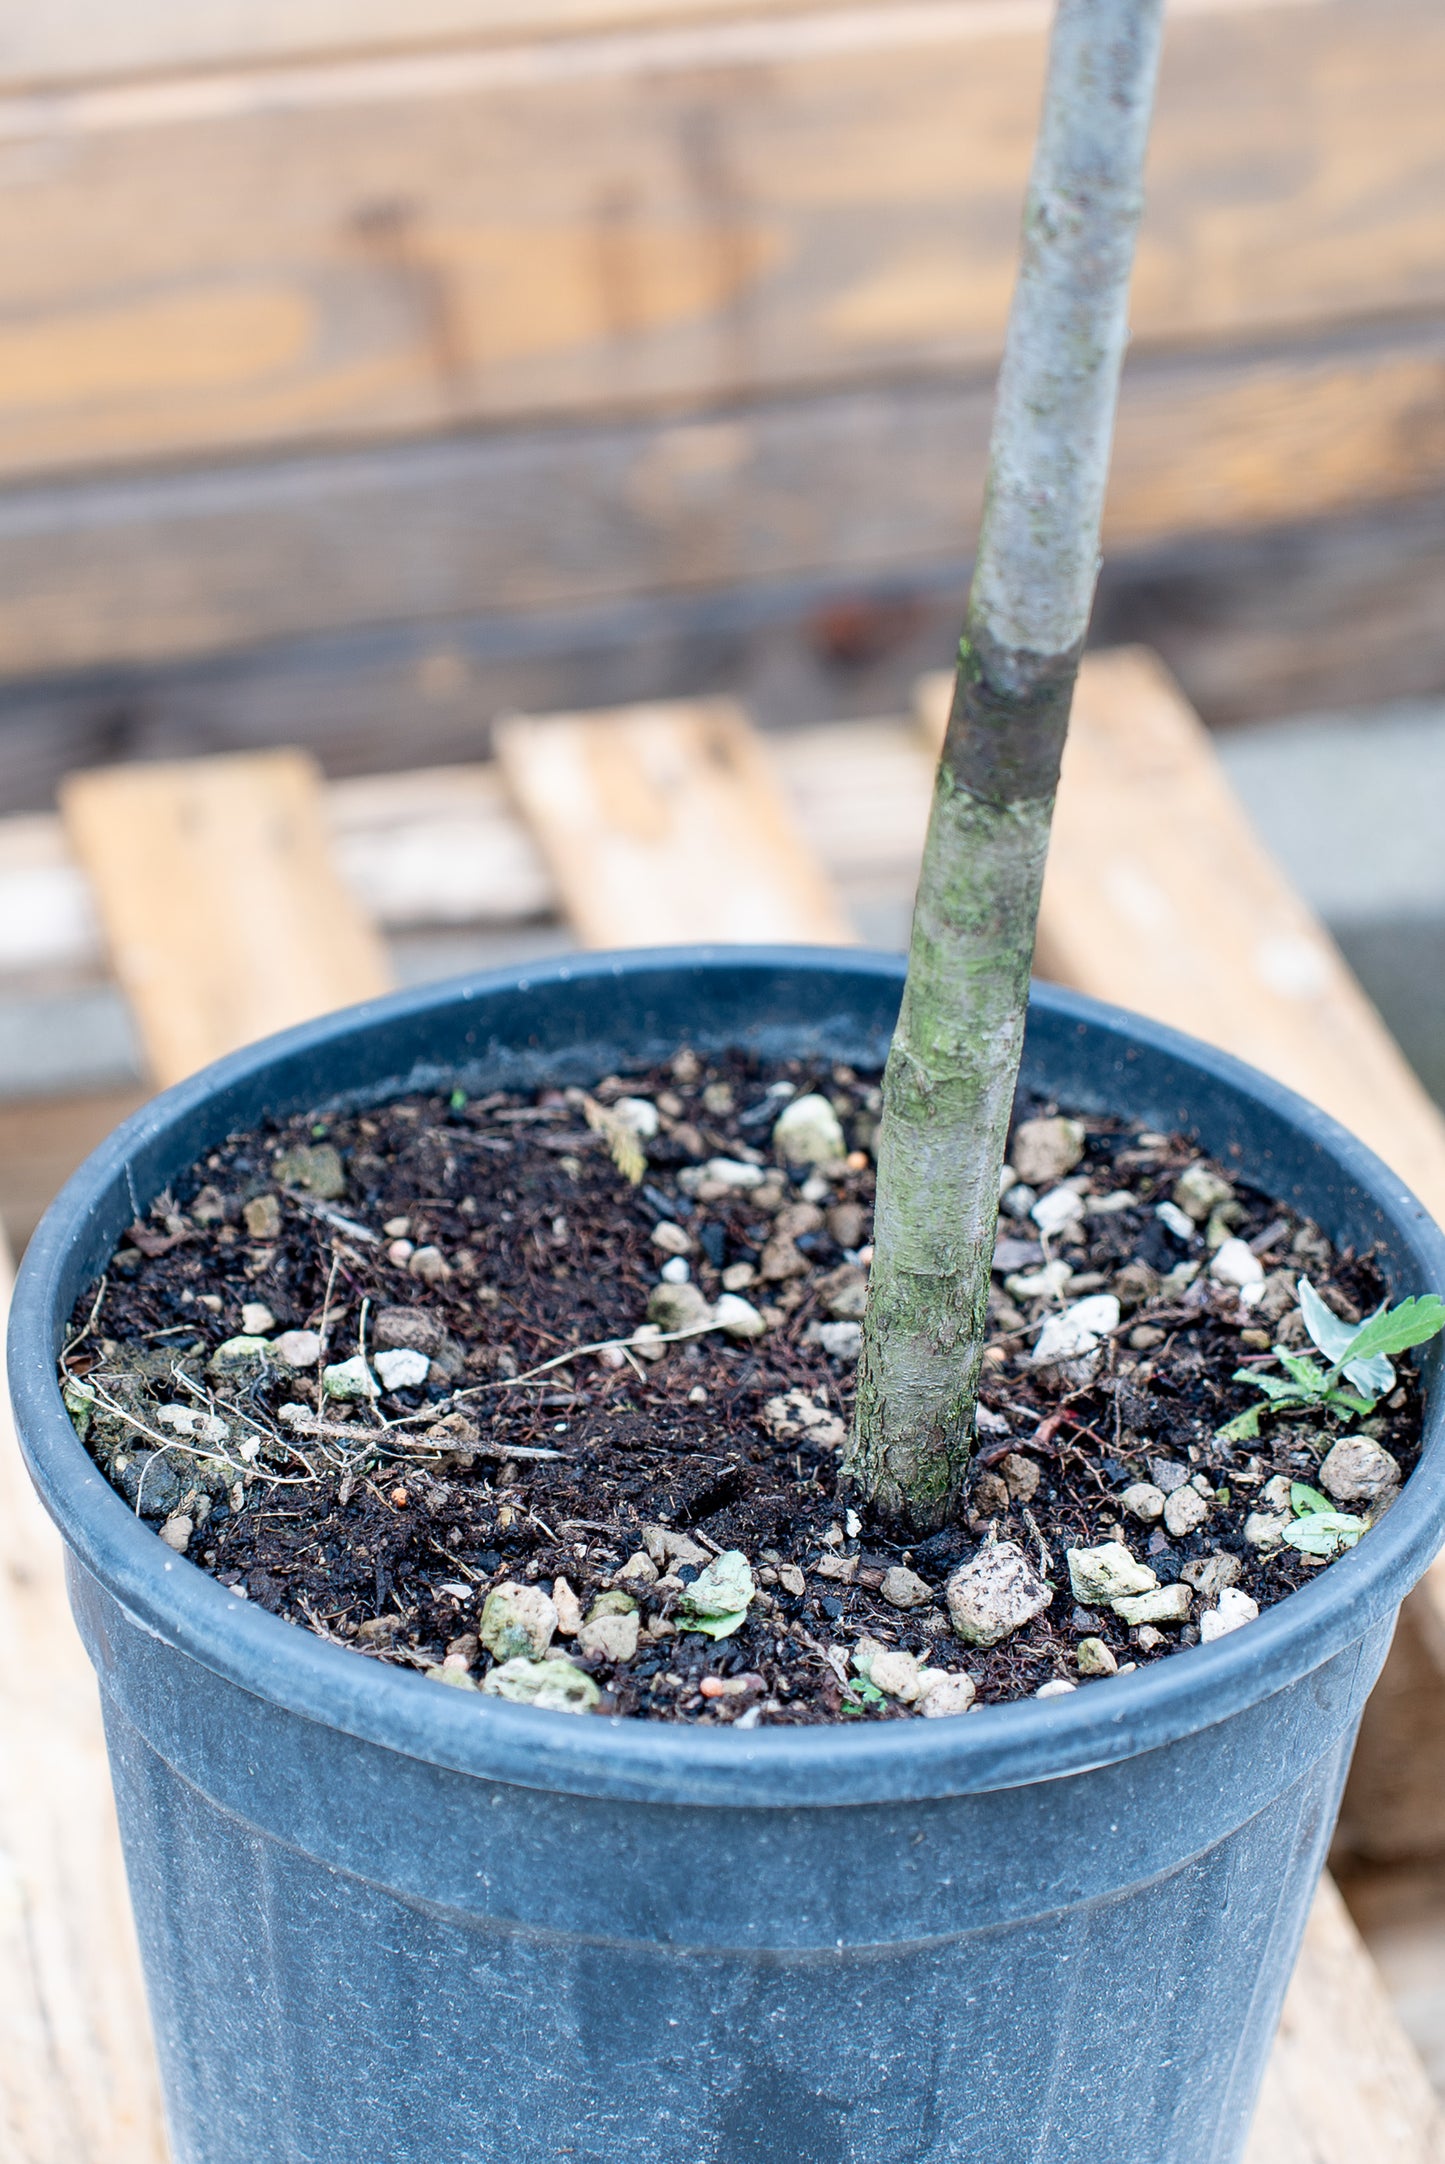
[{"xmin": 847, "ymin": 0, "xmax": 1166, "ymax": 1530}]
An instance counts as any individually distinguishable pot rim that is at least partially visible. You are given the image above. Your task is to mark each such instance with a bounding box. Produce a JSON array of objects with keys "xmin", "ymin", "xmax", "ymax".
[{"xmin": 12, "ymin": 945, "xmax": 1445, "ymax": 1808}]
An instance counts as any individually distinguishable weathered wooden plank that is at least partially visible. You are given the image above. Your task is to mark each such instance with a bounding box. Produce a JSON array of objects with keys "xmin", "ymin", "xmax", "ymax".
[
  {"xmin": 918, "ymin": 648, "xmax": 1445, "ymax": 1221},
  {"xmin": 922, "ymin": 647, "xmax": 1445, "ymax": 1852},
  {"xmin": 60, "ymin": 751, "xmax": 392, "ymax": 1087},
  {"xmin": 1, "ymin": 0, "xmax": 1441, "ymax": 483},
  {"xmin": 495, "ymin": 697, "xmax": 853, "ymax": 946},
  {"xmin": 1245, "ymin": 1876, "xmax": 1445, "ymax": 2164},
  {"xmin": 3, "ymin": 315, "xmax": 1444, "ymax": 689},
  {"xmin": 1, "ymin": 0, "xmax": 854, "ymax": 92},
  {"xmin": 0, "ymin": 1228, "xmax": 171, "ymax": 2163},
  {"xmin": 1337, "ymin": 1589, "xmax": 1445, "ymax": 1866},
  {"xmin": 0, "ymin": 1089, "xmax": 149, "ymax": 1252}
]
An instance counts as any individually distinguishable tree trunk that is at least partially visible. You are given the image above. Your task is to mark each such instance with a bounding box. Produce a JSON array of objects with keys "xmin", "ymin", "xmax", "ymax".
[{"xmin": 847, "ymin": 0, "xmax": 1166, "ymax": 1530}]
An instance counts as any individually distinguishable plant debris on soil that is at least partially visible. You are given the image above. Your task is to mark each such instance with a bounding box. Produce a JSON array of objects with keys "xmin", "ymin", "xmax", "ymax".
[{"xmin": 58, "ymin": 1047, "xmax": 1427, "ymax": 1726}]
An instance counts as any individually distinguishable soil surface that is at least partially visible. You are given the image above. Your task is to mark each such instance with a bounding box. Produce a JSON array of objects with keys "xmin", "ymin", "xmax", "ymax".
[{"xmin": 59, "ymin": 1049, "xmax": 1423, "ymax": 1725}]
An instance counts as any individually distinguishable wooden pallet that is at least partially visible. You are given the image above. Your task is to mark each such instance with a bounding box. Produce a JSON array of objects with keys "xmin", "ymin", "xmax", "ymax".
[
  {"xmin": 6, "ymin": 659, "xmax": 1445, "ymax": 2158},
  {"xmin": 3, "ymin": 0, "xmax": 1445, "ymax": 795}
]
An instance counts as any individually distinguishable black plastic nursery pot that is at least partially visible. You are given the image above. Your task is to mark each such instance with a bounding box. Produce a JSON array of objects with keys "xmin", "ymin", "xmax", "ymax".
[{"xmin": 12, "ymin": 948, "xmax": 1445, "ymax": 2164}]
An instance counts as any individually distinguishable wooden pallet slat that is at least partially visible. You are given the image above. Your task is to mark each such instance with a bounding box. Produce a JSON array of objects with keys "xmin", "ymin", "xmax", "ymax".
[
  {"xmin": 5, "ymin": 0, "xmax": 847, "ymax": 92},
  {"xmin": 917, "ymin": 647, "xmax": 1445, "ymax": 1219},
  {"xmin": 5, "ymin": 317, "xmax": 1445, "ymax": 691},
  {"xmin": 921, "ymin": 646, "xmax": 1445, "ymax": 1858},
  {"xmin": 0, "ymin": 1231, "xmax": 170, "ymax": 2164},
  {"xmin": 1247, "ymin": 1876, "xmax": 1445, "ymax": 2164},
  {"xmin": 59, "ymin": 750, "xmax": 393, "ymax": 1088},
  {"xmin": 495, "ymin": 696, "xmax": 854, "ymax": 946},
  {"xmin": 2, "ymin": 0, "xmax": 1442, "ymax": 486}
]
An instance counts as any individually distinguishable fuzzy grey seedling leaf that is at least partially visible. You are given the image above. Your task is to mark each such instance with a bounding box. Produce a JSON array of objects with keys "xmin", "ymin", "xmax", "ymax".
[
  {"xmin": 1282, "ymin": 1510, "xmax": 1365, "ymax": 1557},
  {"xmin": 1298, "ymin": 1278, "xmax": 1395, "ymax": 1399}
]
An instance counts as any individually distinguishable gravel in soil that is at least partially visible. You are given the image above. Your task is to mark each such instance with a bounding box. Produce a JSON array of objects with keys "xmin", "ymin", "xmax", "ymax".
[{"xmin": 58, "ymin": 1049, "xmax": 1424, "ymax": 1726}]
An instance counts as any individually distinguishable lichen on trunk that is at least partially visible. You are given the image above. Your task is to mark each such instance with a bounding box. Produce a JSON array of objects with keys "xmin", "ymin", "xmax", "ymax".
[{"xmin": 847, "ymin": 0, "xmax": 1166, "ymax": 1531}]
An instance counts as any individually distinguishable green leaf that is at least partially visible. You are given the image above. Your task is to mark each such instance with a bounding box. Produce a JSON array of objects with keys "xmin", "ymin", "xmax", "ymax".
[
  {"xmin": 679, "ymin": 1608, "xmax": 750, "ymax": 1641},
  {"xmin": 449, "ymin": 1086, "xmax": 467, "ymax": 1111},
  {"xmin": 1289, "ymin": 1481, "xmax": 1333, "ymax": 1516},
  {"xmin": 1282, "ymin": 1511, "xmax": 1365, "ymax": 1557},
  {"xmin": 1337, "ymin": 1293, "xmax": 1445, "ymax": 1369},
  {"xmin": 844, "ymin": 1678, "xmax": 887, "ymax": 1713},
  {"xmin": 1323, "ymin": 1384, "xmax": 1376, "ymax": 1418},
  {"xmin": 1275, "ymin": 1349, "xmax": 1330, "ymax": 1396},
  {"xmin": 1217, "ymin": 1404, "xmax": 1264, "ymax": 1443}
]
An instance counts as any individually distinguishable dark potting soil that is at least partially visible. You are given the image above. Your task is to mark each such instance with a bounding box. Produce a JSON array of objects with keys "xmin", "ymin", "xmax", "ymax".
[{"xmin": 59, "ymin": 1048, "xmax": 1423, "ymax": 1726}]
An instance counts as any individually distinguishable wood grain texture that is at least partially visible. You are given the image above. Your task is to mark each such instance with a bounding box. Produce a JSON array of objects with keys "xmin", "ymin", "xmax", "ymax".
[
  {"xmin": 922, "ymin": 645, "xmax": 1445, "ymax": 1848},
  {"xmin": 917, "ymin": 648, "xmax": 1445, "ymax": 1221},
  {"xmin": 1, "ymin": 0, "xmax": 1441, "ymax": 483},
  {"xmin": 0, "ymin": 1089, "xmax": 149, "ymax": 1252},
  {"xmin": 495, "ymin": 698, "xmax": 853, "ymax": 945},
  {"xmin": 1245, "ymin": 1876, "xmax": 1445, "ymax": 2164},
  {"xmin": 60, "ymin": 751, "xmax": 392, "ymax": 1087},
  {"xmin": 0, "ymin": 1229, "xmax": 171, "ymax": 2163},
  {"xmin": 2, "ymin": 0, "xmax": 861, "ymax": 92},
  {"xmin": 1337, "ymin": 1590, "xmax": 1445, "ymax": 1866},
  {"xmin": 4, "ymin": 313, "xmax": 1444, "ymax": 687}
]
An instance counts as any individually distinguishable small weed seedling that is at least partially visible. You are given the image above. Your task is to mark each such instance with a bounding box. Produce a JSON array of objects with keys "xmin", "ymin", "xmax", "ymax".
[
  {"xmin": 1218, "ymin": 1279, "xmax": 1445, "ymax": 1444},
  {"xmin": 1282, "ymin": 1482, "xmax": 1367, "ymax": 1560}
]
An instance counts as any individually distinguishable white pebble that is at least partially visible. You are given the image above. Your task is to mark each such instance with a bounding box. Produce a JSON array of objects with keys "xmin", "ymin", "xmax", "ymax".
[
  {"xmin": 374, "ymin": 1346, "xmax": 430, "ymax": 1392},
  {"xmin": 323, "ymin": 1354, "xmax": 379, "ymax": 1401},
  {"xmin": 1163, "ymin": 1485, "xmax": 1209, "ymax": 1538},
  {"xmin": 650, "ymin": 1221, "xmax": 693, "ymax": 1256},
  {"xmin": 713, "ymin": 1293, "xmax": 768, "ymax": 1340},
  {"xmin": 918, "ymin": 1672, "xmax": 977, "ymax": 1719},
  {"xmin": 613, "ymin": 1097, "xmax": 660, "ymax": 1139},
  {"xmin": 1200, "ymin": 1587, "xmax": 1260, "ymax": 1643},
  {"xmin": 811, "ymin": 1320, "xmax": 862, "ymax": 1361},
  {"xmin": 1112, "ymin": 1583, "xmax": 1192, "ymax": 1627},
  {"xmin": 275, "ymin": 1329, "xmax": 321, "ymax": 1369},
  {"xmin": 1030, "ymin": 1294, "xmax": 1120, "ymax": 1367},
  {"xmin": 1155, "ymin": 1201, "xmax": 1197, "ymax": 1242},
  {"xmin": 772, "ymin": 1094, "xmax": 846, "ymax": 1166},
  {"xmin": 1031, "ymin": 1186, "xmax": 1086, "ymax": 1236},
  {"xmin": 1174, "ymin": 1163, "xmax": 1234, "ymax": 1222},
  {"xmin": 1067, "ymin": 1542, "xmax": 1158, "ymax": 1605},
  {"xmin": 1320, "ymin": 1435, "xmax": 1402, "ymax": 1507},
  {"xmin": 240, "ymin": 1301, "xmax": 276, "ymax": 1337},
  {"xmin": 1120, "ymin": 1482, "xmax": 1166, "ymax": 1524},
  {"xmin": 1209, "ymin": 1238, "xmax": 1264, "ymax": 1290},
  {"xmin": 702, "ymin": 1158, "xmax": 765, "ymax": 1191},
  {"xmin": 946, "ymin": 1541, "xmax": 1052, "ymax": 1646},
  {"xmin": 660, "ymin": 1255, "xmax": 691, "ymax": 1284},
  {"xmin": 1006, "ymin": 1260, "xmax": 1073, "ymax": 1302},
  {"xmin": 1035, "ymin": 1678, "xmax": 1077, "ymax": 1700}
]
